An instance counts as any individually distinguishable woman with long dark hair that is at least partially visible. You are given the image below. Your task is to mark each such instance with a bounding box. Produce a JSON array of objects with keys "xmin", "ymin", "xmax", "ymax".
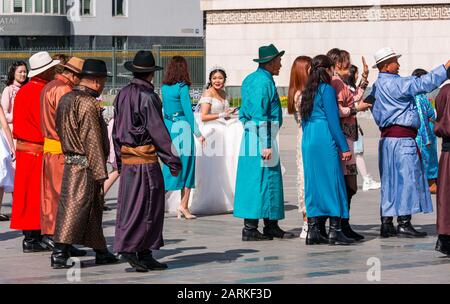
[
  {"xmin": 287, "ymin": 56, "xmax": 312, "ymax": 239},
  {"xmin": 301, "ymin": 55, "xmax": 354, "ymax": 245},
  {"xmin": 1, "ymin": 61, "xmax": 28, "ymax": 127},
  {"xmin": 161, "ymin": 56, "xmax": 205, "ymax": 219}
]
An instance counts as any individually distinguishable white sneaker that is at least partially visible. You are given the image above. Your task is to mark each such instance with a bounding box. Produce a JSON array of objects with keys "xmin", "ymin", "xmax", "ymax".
[
  {"xmin": 300, "ymin": 221, "xmax": 308, "ymax": 239},
  {"xmin": 363, "ymin": 175, "xmax": 381, "ymax": 191}
]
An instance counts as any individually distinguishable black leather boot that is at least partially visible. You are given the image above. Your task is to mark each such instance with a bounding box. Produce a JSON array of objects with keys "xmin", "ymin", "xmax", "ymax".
[
  {"xmin": 318, "ymin": 217, "xmax": 328, "ymax": 239},
  {"xmin": 95, "ymin": 249, "xmax": 119, "ymax": 265},
  {"xmin": 380, "ymin": 216, "xmax": 396, "ymax": 238},
  {"xmin": 242, "ymin": 219, "xmax": 272, "ymax": 241},
  {"xmin": 435, "ymin": 235, "xmax": 450, "ymax": 255},
  {"xmin": 51, "ymin": 244, "xmax": 73, "ymax": 269},
  {"xmin": 397, "ymin": 215, "xmax": 427, "ymax": 238},
  {"xmin": 69, "ymin": 246, "xmax": 87, "ymax": 257},
  {"xmin": 341, "ymin": 219, "xmax": 364, "ymax": 241},
  {"xmin": 121, "ymin": 252, "xmax": 149, "ymax": 272},
  {"xmin": 41, "ymin": 235, "xmax": 55, "ymax": 250},
  {"xmin": 306, "ymin": 217, "xmax": 329, "ymax": 245},
  {"xmin": 23, "ymin": 230, "xmax": 50, "ymax": 253},
  {"xmin": 328, "ymin": 217, "xmax": 355, "ymax": 245},
  {"xmin": 137, "ymin": 249, "xmax": 168, "ymax": 270},
  {"xmin": 263, "ymin": 219, "xmax": 295, "ymax": 239}
]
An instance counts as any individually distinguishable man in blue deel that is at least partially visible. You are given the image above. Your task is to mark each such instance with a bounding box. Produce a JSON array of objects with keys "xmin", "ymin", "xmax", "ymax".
[{"xmin": 366, "ymin": 47, "xmax": 450, "ymax": 238}]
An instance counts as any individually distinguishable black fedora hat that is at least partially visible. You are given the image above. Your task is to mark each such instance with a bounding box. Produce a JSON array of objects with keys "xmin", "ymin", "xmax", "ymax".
[
  {"xmin": 81, "ymin": 59, "xmax": 112, "ymax": 78},
  {"xmin": 124, "ymin": 50, "xmax": 163, "ymax": 73}
]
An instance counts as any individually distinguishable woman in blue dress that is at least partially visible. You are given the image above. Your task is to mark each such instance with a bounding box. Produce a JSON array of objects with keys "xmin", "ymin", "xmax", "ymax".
[
  {"xmin": 412, "ymin": 69, "xmax": 439, "ymax": 194},
  {"xmin": 301, "ymin": 55, "xmax": 355, "ymax": 245},
  {"xmin": 161, "ymin": 56, "xmax": 205, "ymax": 219}
]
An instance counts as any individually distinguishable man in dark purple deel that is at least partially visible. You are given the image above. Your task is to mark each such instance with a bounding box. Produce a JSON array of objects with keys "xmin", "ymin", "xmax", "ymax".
[{"xmin": 112, "ymin": 51, "xmax": 181, "ymax": 272}]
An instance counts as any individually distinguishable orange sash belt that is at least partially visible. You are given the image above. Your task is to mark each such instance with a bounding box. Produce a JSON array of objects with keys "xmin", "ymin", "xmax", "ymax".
[
  {"xmin": 121, "ymin": 144, "xmax": 158, "ymax": 165},
  {"xmin": 16, "ymin": 140, "xmax": 43, "ymax": 155}
]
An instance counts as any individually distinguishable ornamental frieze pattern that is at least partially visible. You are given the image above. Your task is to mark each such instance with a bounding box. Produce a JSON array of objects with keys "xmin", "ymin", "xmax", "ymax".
[{"xmin": 206, "ymin": 4, "xmax": 450, "ymax": 24}]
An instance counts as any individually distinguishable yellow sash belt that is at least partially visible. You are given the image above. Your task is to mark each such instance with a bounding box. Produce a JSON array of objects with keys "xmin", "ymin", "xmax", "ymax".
[{"xmin": 44, "ymin": 138, "xmax": 63, "ymax": 155}]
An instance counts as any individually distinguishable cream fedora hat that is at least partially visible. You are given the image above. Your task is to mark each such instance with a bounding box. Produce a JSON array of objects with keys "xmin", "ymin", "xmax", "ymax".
[
  {"xmin": 372, "ymin": 47, "xmax": 402, "ymax": 69},
  {"xmin": 28, "ymin": 51, "xmax": 61, "ymax": 78}
]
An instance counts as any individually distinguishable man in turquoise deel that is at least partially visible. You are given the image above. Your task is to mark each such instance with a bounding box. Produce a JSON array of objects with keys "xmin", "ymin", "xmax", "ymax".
[{"xmin": 234, "ymin": 44, "xmax": 295, "ymax": 241}]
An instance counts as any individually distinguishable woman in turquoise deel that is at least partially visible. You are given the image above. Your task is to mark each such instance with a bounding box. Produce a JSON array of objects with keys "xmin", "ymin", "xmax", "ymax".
[
  {"xmin": 234, "ymin": 44, "xmax": 294, "ymax": 241},
  {"xmin": 161, "ymin": 56, "xmax": 205, "ymax": 220}
]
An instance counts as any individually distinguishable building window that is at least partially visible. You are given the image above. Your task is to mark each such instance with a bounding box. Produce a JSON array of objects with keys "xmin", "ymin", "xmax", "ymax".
[
  {"xmin": 25, "ymin": 0, "xmax": 32, "ymax": 12},
  {"xmin": 13, "ymin": 0, "xmax": 23, "ymax": 12},
  {"xmin": 3, "ymin": 0, "xmax": 11, "ymax": 13},
  {"xmin": 112, "ymin": 0, "xmax": 126, "ymax": 17},
  {"xmin": 35, "ymin": 0, "xmax": 43, "ymax": 12},
  {"xmin": 80, "ymin": 0, "xmax": 93, "ymax": 16},
  {"xmin": 45, "ymin": 0, "xmax": 51, "ymax": 13},
  {"xmin": 59, "ymin": 0, "xmax": 65, "ymax": 14},
  {"xmin": 52, "ymin": 0, "xmax": 58, "ymax": 13}
]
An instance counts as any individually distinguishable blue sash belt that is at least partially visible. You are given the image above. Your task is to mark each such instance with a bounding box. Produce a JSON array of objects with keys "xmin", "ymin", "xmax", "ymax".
[{"xmin": 164, "ymin": 111, "xmax": 185, "ymax": 122}]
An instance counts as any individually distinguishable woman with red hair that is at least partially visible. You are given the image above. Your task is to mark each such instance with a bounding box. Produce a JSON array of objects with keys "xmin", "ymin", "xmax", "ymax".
[
  {"xmin": 287, "ymin": 56, "xmax": 312, "ymax": 239},
  {"xmin": 161, "ymin": 56, "xmax": 205, "ymax": 219}
]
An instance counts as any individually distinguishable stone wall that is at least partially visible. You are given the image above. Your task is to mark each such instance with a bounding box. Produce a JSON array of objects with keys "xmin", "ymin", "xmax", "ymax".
[{"xmin": 201, "ymin": 0, "xmax": 450, "ymax": 87}]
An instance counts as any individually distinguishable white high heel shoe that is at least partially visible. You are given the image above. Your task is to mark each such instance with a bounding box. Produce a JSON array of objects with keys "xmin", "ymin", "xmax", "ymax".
[{"xmin": 176, "ymin": 208, "xmax": 197, "ymax": 220}]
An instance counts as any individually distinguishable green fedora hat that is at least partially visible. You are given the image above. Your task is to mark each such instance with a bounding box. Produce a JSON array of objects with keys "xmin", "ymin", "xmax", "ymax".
[{"xmin": 253, "ymin": 44, "xmax": 285, "ymax": 63}]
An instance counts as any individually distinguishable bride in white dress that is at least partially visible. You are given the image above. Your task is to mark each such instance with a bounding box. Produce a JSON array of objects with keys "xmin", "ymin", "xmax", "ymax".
[
  {"xmin": 165, "ymin": 67, "xmax": 243, "ymax": 215},
  {"xmin": 190, "ymin": 68, "xmax": 238, "ymax": 215}
]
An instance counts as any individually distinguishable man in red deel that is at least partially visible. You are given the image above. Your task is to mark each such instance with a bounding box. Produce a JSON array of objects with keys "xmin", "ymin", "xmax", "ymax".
[{"xmin": 10, "ymin": 51, "xmax": 59, "ymax": 253}]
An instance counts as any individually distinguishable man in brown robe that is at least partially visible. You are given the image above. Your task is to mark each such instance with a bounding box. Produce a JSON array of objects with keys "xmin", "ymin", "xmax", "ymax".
[
  {"xmin": 113, "ymin": 51, "xmax": 181, "ymax": 272},
  {"xmin": 51, "ymin": 59, "xmax": 118, "ymax": 269},
  {"xmin": 40, "ymin": 56, "xmax": 87, "ymax": 258},
  {"xmin": 434, "ymin": 83, "xmax": 450, "ymax": 255}
]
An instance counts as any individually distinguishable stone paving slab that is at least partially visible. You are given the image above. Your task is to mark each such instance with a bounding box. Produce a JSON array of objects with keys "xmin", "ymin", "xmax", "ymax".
[{"xmin": 0, "ymin": 115, "xmax": 449, "ymax": 284}]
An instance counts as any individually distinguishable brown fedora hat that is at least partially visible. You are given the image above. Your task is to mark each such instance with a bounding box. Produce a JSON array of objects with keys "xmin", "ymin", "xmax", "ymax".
[{"xmin": 62, "ymin": 57, "xmax": 84, "ymax": 74}]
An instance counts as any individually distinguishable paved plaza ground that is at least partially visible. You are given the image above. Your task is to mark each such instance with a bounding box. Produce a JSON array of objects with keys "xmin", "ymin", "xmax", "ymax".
[{"xmin": 0, "ymin": 114, "xmax": 449, "ymax": 284}]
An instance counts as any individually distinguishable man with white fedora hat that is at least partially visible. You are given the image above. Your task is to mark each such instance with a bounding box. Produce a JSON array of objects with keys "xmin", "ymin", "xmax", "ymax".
[
  {"xmin": 40, "ymin": 56, "xmax": 87, "ymax": 258},
  {"xmin": 365, "ymin": 46, "xmax": 450, "ymax": 239},
  {"xmin": 10, "ymin": 51, "xmax": 59, "ymax": 253}
]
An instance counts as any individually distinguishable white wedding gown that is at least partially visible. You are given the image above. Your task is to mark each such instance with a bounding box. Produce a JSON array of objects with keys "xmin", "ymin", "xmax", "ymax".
[{"xmin": 165, "ymin": 97, "xmax": 243, "ymax": 215}]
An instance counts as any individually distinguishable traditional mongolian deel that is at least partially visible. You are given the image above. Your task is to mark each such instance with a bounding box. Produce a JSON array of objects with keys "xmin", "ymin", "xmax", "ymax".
[
  {"xmin": 302, "ymin": 83, "xmax": 349, "ymax": 219},
  {"xmin": 10, "ymin": 77, "xmax": 47, "ymax": 231},
  {"xmin": 53, "ymin": 86, "xmax": 109, "ymax": 250},
  {"xmin": 370, "ymin": 65, "xmax": 448, "ymax": 216},
  {"xmin": 113, "ymin": 78, "xmax": 181, "ymax": 253},
  {"xmin": 415, "ymin": 94, "xmax": 439, "ymax": 180},
  {"xmin": 161, "ymin": 82, "xmax": 201, "ymax": 191},
  {"xmin": 331, "ymin": 76, "xmax": 358, "ymax": 178},
  {"xmin": 40, "ymin": 74, "xmax": 74, "ymax": 236},
  {"xmin": 434, "ymin": 84, "xmax": 450, "ymax": 236},
  {"xmin": 233, "ymin": 67, "xmax": 285, "ymax": 220}
]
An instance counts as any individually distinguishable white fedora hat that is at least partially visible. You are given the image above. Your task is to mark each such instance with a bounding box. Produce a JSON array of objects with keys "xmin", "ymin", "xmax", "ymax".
[
  {"xmin": 372, "ymin": 47, "xmax": 402, "ymax": 69},
  {"xmin": 28, "ymin": 51, "xmax": 60, "ymax": 78}
]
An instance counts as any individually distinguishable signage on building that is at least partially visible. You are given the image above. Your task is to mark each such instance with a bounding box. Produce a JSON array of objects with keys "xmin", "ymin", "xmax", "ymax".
[
  {"xmin": 0, "ymin": 16, "xmax": 69, "ymax": 36},
  {"xmin": 0, "ymin": 17, "xmax": 19, "ymax": 33}
]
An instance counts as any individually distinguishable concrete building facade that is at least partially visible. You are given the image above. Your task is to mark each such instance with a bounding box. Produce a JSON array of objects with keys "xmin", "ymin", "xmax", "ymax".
[
  {"xmin": 201, "ymin": 0, "xmax": 450, "ymax": 87},
  {"xmin": 0, "ymin": 0, "xmax": 204, "ymax": 49}
]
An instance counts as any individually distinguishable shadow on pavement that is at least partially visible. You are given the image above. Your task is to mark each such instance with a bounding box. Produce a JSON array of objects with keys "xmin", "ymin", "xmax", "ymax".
[
  {"xmin": 0, "ymin": 230, "xmax": 22, "ymax": 241},
  {"xmin": 165, "ymin": 249, "xmax": 259, "ymax": 269}
]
